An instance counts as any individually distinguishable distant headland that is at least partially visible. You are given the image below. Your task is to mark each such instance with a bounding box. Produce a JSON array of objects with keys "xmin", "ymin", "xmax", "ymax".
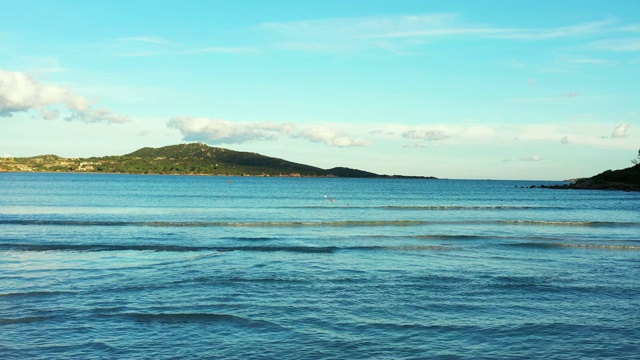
[
  {"xmin": 0, "ymin": 143, "xmax": 436, "ymax": 179},
  {"xmin": 533, "ymin": 152, "xmax": 640, "ymax": 192}
]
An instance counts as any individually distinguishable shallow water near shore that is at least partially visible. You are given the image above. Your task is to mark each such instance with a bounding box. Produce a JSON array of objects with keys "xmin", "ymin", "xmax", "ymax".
[{"xmin": 1, "ymin": 173, "xmax": 639, "ymax": 359}]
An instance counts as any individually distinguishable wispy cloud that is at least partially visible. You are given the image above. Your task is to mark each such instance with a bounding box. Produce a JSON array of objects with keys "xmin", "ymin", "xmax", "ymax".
[
  {"xmin": 619, "ymin": 24, "xmax": 640, "ymax": 32},
  {"xmin": 260, "ymin": 14, "xmax": 460, "ymax": 38},
  {"xmin": 115, "ymin": 46, "xmax": 258, "ymax": 58},
  {"xmin": 117, "ymin": 36, "xmax": 170, "ymax": 45},
  {"xmin": 0, "ymin": 69, "xmax": 128, "ymax": 123},
  {"xmin": 591, "ymin": 38, "xmax": 640, "ymax": 52},
  {"xmin": 20, "ymin": 56, "xmax": 66, "ymax": 74},
  {"xmin": 503, "ymin": 91, "xmax": 589, "ymax": 103},
  {"xmin": 260, "ymin": 13, "xmax": 531, "ymax": 41},
  {"xmin": 560, "ymin": 91, "xmax": 581, "ymax": 98},
  {"xmin": 567, "ymin": 58, "xmax": 612, "ymax": 65},
  {"xmin": 99, "ymin": 35, "xmax": 258, "ymax": 57},
  {"xmin": 258, "ymin": 14, "xmax": 625, "ymax": 53},
  {"xmin": 178, "ymin": 47, "xmax": 258, "ymax": 55},
  {"xmin": 491, "ymin": 18, "xmax": 616, "ymax": 40},
  {"xmin": 101, "ymin": 16, "xmax": 637, "ymax": 58}
]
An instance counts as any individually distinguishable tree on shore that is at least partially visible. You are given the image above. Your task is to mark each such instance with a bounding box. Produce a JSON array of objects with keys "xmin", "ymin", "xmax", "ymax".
[{"xmin": 632, "ymin": 148, "xmax": 640, "ymax": 165}]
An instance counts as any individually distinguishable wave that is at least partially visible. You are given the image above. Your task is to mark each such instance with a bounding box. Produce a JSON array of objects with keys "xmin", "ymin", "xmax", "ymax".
[
  {"xmin": 0, "ymin": 290, "xmax": 77, "ymax": 298},
  {"xmin": 127, "ymin": 312, "xmax": 244, "ymax": 323},
  {"xmin": 0, "ymin": 316, "xmax": 54, "ymax": 324},
  {"xmin": 0, "ymin": 243, "xmax": 214, "ymax": 252},
  {"xmin": 0, "ymin": 242, "xmax": 456, "ymax": 254},
  {"xmin": 505, "ymin": 242, "xmax": 640, "ymax": 251},
  {"xmin": 2, "ymin": 219, "xmax": 639, "ymax": 228},
  {"xmin": 119, "ymin": 312, "xmax": 284, "ymax": 329},
  {"xmin": 279, "ymin": 205, "xmax": 561, "ymax": 210},
  {"xmin": 416, "ymin": 234, "xmax": 640, "ymax": 243},
  {"xmin": 379, "ymin": 205, "xmax": 560, "ymax": 211},
  {"xmin": 497, "ymin": 220, "xmax": 640, "ymax": 227},
  {"xmin": 413, "ymin": 234, "xmax": 493, "ymax": 241},
  {"xmin": 0, "ymin": 243, "xmax": 335, "ymax": 253},
  {"xmin": 350, "ymin": 245, "xmax": 455, "ymax": 251},
  {"xmin": 6, "ymin": 240, "xmax": 636, "ymax": 254},
  {"xmin": 0, "ymin": 219, "xmax": 427, "ymax": 227}
]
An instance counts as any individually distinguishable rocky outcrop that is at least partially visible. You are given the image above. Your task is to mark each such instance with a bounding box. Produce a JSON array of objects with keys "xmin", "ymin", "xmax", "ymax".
[{"xmin": 536, "ymin": 164, "xmax": 640, "ymax": 192}]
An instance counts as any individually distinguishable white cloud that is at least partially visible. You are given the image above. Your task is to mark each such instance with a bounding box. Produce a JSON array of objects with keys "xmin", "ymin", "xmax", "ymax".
[
  {"xmin": 168, "ymin": 116, "xmax": 637, "ymax": 152},
  {"xmin": 403, "ymin": 143, "xmax": 428, "ymax": 148},
  {"xmin": 403, "ymin": 129, "xmax": 451, "ymax": 141},
  {"xmin": 167, "ymin": 117, "xmax": 294, "ymax": 144},
  {"xmin": 168, "ymin": 117, "xmax": 369, "ymax": 148},
  {"xmin": 372, "ymin": 121, "xmax": 636, "ymax": 152},
  {"xmin": 521, "ymin": 155, "xmax": 542, "ymax": 161},
  {"xmin": 0, "ymin": 69, "xmax": 128, "ymax": 123},
  {"xmin": 374, "ymin": 123, "xmax": 498, "ymax": 145},
  {"xmin": 296, "ymin": 127, "xmax": 370, "ymax": 147},
  {"xmin": 612, "ymin": 123, "xmax": 629, "ymax": 138}
]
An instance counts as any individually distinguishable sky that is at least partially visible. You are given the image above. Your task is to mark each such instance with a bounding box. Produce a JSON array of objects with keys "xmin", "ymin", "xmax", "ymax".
[{"xmin": 1, "ymin": 0, "xmax": 639, "ymax": 180}]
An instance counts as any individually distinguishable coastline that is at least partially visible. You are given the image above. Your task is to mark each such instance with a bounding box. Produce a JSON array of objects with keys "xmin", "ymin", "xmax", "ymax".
[
  {"xmin": 531, "ymin": 164, "xmax": 640, "ymax": 192},
  {"xmin": 0, "ymin": 169, "xmax": 437, "ymax": 179}
]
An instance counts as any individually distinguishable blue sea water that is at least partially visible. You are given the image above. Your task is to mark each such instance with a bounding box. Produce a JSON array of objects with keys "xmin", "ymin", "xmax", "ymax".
[{"xmin": 1, "ymin": 173, "xmax": 639, "ymax": 359}]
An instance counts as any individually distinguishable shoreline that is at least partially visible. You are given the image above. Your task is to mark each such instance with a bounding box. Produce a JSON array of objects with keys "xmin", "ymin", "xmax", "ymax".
[{"xmin": 0, "ymin": 169, "xmax": 437, "ymax": 179}]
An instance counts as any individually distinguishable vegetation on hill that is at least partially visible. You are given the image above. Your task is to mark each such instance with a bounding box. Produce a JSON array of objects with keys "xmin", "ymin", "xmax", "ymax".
[
  {"xmin": 537, "ymin": 148, "xmax": 640, "ymax": 191},
  {"xmin": 0, "ymin": 143, "xmax": 435, "ymax": 178},
  {"xmin": 567, "ymin": 163, "xmax": 640, "ymax": 191}
]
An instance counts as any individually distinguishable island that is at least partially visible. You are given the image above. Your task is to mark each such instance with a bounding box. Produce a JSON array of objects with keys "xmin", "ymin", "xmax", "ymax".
[{"xmin": 0, "ymin": 143, "xmax": 436, "ymax": 179}]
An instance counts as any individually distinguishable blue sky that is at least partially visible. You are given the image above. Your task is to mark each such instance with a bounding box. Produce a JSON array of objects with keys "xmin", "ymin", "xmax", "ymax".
[{"xmin": 1, "ymin": 0, "xmax": 638, "ymax": 179}]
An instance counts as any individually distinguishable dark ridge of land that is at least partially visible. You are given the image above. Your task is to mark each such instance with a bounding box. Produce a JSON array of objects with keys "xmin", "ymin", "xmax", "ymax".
[
  {"xmin": 533, "ymin": 163, "xmax": 640, "ymax": 192},
  {"xmin": 0, "ymin": 142, "xmax": 437, "ymax": 179}
]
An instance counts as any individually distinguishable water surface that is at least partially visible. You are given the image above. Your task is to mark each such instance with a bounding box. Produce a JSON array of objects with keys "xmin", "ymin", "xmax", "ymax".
[{"xmin": 1, "ymin": 173, "xmax": 639, "ymax": 359}]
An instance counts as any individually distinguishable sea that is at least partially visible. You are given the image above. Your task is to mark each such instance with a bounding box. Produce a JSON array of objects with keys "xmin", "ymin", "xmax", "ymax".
[{"xmin": 1, "ymin": 173, "xmax": 639, "ymax": 359}]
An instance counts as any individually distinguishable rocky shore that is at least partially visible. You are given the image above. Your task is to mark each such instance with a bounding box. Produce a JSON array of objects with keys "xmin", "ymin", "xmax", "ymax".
[{"xmin": 533, "ymin": 163, "xmax": 640, "ymax": 192}]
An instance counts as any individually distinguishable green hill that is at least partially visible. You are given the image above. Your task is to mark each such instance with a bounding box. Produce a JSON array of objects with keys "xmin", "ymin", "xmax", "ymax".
[{"xmin": 0, "ymin": 143, "xmax": 433, "ymax": 178}]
